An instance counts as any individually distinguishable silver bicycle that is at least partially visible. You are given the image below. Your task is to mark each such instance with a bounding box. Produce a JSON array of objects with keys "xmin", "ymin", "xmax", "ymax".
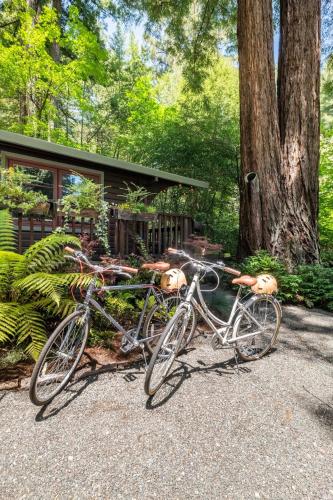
[
  {"xmin": 29, "ymin": 247, "xmax": 196, "ymax": 406},
  {"xmin": 144, "ymin": 248, "xmax": 282, "ymax": 396}
]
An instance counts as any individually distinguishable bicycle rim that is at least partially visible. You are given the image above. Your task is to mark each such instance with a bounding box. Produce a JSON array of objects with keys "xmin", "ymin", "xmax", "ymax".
[
  {"xmin": 143, "ymin": 296, "xmax": 195, "ymax": 354},
  {"xmin": 145, "ymin": 306, "xmax": 191, "ymax": 395},
  {"xmin": 29, "ymin": 311, "xmax": 89, "ymax": 405},
  {"xmin": 234, "ymin": 295, "xmax": 281, "ymax": 361}
]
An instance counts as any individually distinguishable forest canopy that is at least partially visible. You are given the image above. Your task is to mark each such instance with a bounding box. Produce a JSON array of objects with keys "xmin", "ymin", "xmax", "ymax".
[{"xmin": 0, "ymin": 0, "xmax": 332, "ymax": 257}]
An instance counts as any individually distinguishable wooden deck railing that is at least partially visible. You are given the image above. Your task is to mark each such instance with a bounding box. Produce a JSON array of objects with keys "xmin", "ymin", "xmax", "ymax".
[
  {"xmin": 113, "ymin": 213, "xmax": 193, "ymax": 257},
  {"xmin": 14, "ymin": 211, "xmax": 193, "ymax": 257}
]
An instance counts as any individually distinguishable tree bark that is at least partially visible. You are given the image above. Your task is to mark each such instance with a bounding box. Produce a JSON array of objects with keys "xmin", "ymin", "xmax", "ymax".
[
  {"xmin": 276, "ymin": 0, "xmax": 320, "ymax": 266},
  {"xmin": 50, "ymin": 0, "xmax": 61, "ymax": 63},
  {"xmin": 237, "ymin": 0, "xmax": 282, "ymax": 258},
  {"xmin": 237, "ymin": 0, "xmax": 321, "ymax": 268}
]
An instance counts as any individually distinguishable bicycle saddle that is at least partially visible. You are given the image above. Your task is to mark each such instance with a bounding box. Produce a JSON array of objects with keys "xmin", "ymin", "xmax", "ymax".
[
  {"xmin": 141, "ymin": 262, "xmax": 171, "ymax": 272},
  {"xmin": 232, "ymin": 275, "xmax": 257, "ymax": 286}
]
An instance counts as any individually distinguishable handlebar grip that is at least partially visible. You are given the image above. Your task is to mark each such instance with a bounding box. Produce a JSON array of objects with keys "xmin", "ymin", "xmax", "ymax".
[
  {"xmin": 120, "ymin": 265, "xmax": 138, "ymax": 275},
  {"xmin": 64, "ymin": 246, "xmax": 76, "ymax": 254},
  {"xmin": 167, "ymin": 247, "xmax": 178, "ymax": 255},
  {"xmin": 224, "ymin": 266, "xmax": 241, "ymax": 277}
]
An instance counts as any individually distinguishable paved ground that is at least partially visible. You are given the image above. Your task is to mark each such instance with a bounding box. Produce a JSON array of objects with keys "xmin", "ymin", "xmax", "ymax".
[{"xmin": 0, "ymin": 305, "xmax": 332, "ymax": 499}]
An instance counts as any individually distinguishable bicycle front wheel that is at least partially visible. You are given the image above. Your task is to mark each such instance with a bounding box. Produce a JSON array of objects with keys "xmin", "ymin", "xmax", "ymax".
[
  {"xmin": 143, "ymin": 295, "xmax": 196, "ymax": 354},
  {"xmin": 233, "ymin": 295, "xmax": 281, "ymax": 361},
  {"xmin": 144, "ymin": 305, "xmax": 192, "ymax": 396},
  {"xmin": 29, "ymin": 310, "xmax": 89, "ymax": 406}
]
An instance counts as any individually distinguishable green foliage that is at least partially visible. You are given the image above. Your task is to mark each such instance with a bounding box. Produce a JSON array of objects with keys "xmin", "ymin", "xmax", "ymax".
[
  {"xmin": 0, "ymin": 209, "xmax": 15, "ymax": 251},
  {"xmin": 118, "ymin": 182, "xmax": 156, "ymax": 214},
  {"xmin": 297, "ymin": 265, "xmax": 333, "ymax": 311},
  {"xmin": 87, "ymin": 328, "xmax": 116, "ymax": 348},
  {"xmin": 0, "ymin": 168, "xmax": 48, "ymax": 214},
  {"xmin": 242, "ymin": 250, "xmax": 333, "ymax": 311},
  {"xmin": 105, "ymin": 294, "xmax": 137, "ymax": 323},
  {"xmin": 0, "ymin": 209, "xmax": 90, "ymax": 359},
  {"xmin": 58, "ymin": 172, "xmax": 110, "ymax": 253},
  {"xmin": 319, "ymin": 132, "xmax": 333, "ymax": 249},
  {"xmin": 0, "ymin": 348, "xmax": 27, "ymax": 369},
  {"xmin": 241, "ymin": 251, "xmax": 302, "ymax": 302}
]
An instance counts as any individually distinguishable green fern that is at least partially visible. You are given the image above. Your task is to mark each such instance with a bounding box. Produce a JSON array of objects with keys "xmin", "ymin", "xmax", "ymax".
[
  {"xmin": 0, "ymin": 214, "xmax": 85, "ymax": 358},
  {"xmin": 0, "ymin": 209, "xmax": 16, "ymax": 251},
  {"xmin": 23, "ymin": 233, "xmax": 80, "ymax": 274}
]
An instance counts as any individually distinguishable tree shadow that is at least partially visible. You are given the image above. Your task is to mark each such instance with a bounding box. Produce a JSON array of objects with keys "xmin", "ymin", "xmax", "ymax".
[
  {"xmin": 279, "ymin": 330, "xmax": 333, "ymax": 366},
  {"xmin": 298, "ymin": 386, "xmax": 333, "ymax": 438},
  {"xmin": 283, "ymin": 307, "xmax": 333, "ymax": 336}
]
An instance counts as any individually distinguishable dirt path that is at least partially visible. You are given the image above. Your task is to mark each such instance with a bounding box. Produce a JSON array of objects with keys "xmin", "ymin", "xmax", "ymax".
[{"xmin": 0, "ymin": 305, "xmax": 332, "ymax": 499}]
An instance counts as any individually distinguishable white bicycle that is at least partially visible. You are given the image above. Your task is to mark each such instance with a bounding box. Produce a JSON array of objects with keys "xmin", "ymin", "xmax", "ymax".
[{"xmin": 144, "ymin": 248, "xmax": 282, "ymax": 396}]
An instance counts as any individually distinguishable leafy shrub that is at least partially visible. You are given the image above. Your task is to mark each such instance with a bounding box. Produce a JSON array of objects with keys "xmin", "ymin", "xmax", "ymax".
[
  {"xmin": 321, "ymin": 249, "xmax": 333, "ymax": 267},
  {"xmin": 0, "ymin": 167, "xmax": 48, "ymax": 214},
  {"xmin": 241, "ymin": 250, "xmax": 302, "ymax": 302},
  {"xmin": 87, "ymin": 328, "xmax": 116, "ymax": 348},
  {"xmin": 105, "ymin": 294, "xmax": 137, "ymax": 323},
  {"xmin": 297, "ymin": 265, "xmax": 333, "ymax": 311},
  {"xmin": 241, "ymin": 250, "xmax": 333, "ymax": 310}
]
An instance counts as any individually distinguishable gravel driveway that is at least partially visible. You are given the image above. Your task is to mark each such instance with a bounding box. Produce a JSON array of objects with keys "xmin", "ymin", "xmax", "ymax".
[{"xmin": 0, "ymin": 305, "xmax": 332, "ymax": 499}]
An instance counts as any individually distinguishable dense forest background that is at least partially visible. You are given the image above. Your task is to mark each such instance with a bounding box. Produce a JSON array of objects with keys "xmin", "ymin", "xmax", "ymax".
[{"xmin": 0, "ymin": 0, "xmax": 331, "ymax": 256}]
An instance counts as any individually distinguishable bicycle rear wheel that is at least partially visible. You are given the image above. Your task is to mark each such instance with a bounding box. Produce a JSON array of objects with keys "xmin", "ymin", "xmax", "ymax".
[
  {"xmin": 143, "ymin": 296, "xmax": 196, "ymax": 354},
  {"xmin": 29, "ymin": 310, "xmax": 89, "ymax": 406},
  {"xmin": 144, "ymin": 305, "xmax": 192, "ymax": 396},
  {"xmin": 233, "ymin": 295, "xmax": 281, "ymax": 361}
]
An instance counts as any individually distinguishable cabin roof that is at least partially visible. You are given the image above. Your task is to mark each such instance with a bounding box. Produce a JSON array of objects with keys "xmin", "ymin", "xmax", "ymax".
[{"xmin": 0, "ymin": 130, "xmax": 208, "ymax": 189}]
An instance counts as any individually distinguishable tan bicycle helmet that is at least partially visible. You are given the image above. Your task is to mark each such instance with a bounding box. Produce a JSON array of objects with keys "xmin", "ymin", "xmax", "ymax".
[
  {"xmin": 160, "ymin": 268, "xmax": 187, "ymax": 291},
  {"xmin": 251, "ymin": 274, "xmax": 278, "ymax": 294}
]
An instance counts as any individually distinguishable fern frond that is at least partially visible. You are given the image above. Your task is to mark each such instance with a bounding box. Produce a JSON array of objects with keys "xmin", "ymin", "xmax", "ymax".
[
  {"xmin": 34, "ymin": 297, "xmax": 76, "ymax": 318},
  {"xmin": 0, "ymin": 209, "xmax": 16, "ymax": 251},
  {"xmin": 54, "ymin": 273, "xmax": 95, "ymax": 289},
  {"xmin": 23, "ymin": 234, "xmax": 81, "ymax": 273},
  {"xmin": 0, "ymin": 251, "xmax": 24, "ymax": 300},
  {"xmin": 15, "ymin": 305, "xmax": 47, "ymax": 360},
  {"xmin": 12, "ymin": 273, "xmax": 62, "ymax": 306},
  {"xmin": 0, "ymin": 303, "xmax": 19, "ymax": 343}
]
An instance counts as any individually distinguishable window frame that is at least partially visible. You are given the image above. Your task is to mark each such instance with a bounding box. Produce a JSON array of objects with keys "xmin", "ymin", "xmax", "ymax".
[{"xmin": 4, "ymin": 153, "xmax": 103, "ymax": 202}]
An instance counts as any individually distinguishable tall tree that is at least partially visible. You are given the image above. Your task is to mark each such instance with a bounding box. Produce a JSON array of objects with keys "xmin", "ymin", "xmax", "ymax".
[
  {"xmin": 237, "ymin": 0, "xmax": 320, "ymax": 267},
  {"xmin": 119, "ymin": 0, "xmax": 322, "ymax": 268},
  {"xmin": 237, "ymin": 0, "xmax": 282, "ymax": 259}
]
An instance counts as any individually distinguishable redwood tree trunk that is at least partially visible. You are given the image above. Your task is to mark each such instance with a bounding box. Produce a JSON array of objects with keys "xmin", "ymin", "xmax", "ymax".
[
  {"xmin": 237, "ymin": 0, "xmax": 321, "ymax": 268},
  {"xmin": 276, "ymin": 0, "xmax": 320, "ymax": 266},
  {"xmin": 237, "ymin": 0, "xmax": 282, "ymax": 258}
]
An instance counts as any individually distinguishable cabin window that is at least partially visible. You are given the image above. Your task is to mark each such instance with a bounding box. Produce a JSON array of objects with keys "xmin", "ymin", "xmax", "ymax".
[
  {"xmin": 12, "ymin": 164, "xmax": 56, "ymax": 200},
  {"xmin": 7, "ymin": 159, "xmax": 101, "ymax": 201}
]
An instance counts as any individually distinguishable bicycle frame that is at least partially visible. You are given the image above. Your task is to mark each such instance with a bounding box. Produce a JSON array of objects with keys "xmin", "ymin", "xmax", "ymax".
[
  {"xmin": 182, "ymin": 270, "xmax": 269, "ymax": 347},
  {"xmin": 76, "ymin": 270, "xmax": 169, "ymax": 347}
]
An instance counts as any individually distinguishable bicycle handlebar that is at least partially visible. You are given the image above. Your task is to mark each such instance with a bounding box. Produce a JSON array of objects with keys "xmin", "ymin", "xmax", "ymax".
[
  {"xmin": 64, "ymin": 247, "xmax": 138, "ymax": 275},
  {"xmin": 167, "ymin": 248, "xmax": 241, "ymax": 277},
  {"xmin": 223, "ymin": 266, "xmax": 241, "ymax": 277}
]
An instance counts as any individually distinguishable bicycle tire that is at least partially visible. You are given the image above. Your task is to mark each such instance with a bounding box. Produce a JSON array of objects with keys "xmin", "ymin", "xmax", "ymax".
[
  {"xmin": 233, "ymin": 294, "xmax": 281, "ymax": 362},
  {"xmin": 143, "ymin": 296, "xmax": 196, "ymax": 355},
  {"xmin": 29, "ymin": 310, "xmax": 89, "ymax": 406},
  {"xmin": 144, "ymin": 305, "xmax": 191, "ymax": 396}
]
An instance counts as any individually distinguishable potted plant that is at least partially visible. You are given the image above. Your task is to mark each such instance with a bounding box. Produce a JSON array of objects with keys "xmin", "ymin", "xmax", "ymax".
[
  {"xmin": 57, "ymin": 171, "xmax": 110, "ymax": 253},
  {"xmin": 117, "ymin": 182, "xmax": 157, "ymax": 222},
  {"xmin": 0, "ymin": 167, "xmax": 49, "ymax": 215}
]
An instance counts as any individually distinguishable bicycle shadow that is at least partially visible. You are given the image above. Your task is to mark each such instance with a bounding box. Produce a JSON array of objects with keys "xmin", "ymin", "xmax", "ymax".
[
  {"xmin": 146, "ymin": 353, "xmax": 251, "ymax": 410},
  {"xmin": 33, "ymin": 355, "xmax": 145, "ymax": 422}
]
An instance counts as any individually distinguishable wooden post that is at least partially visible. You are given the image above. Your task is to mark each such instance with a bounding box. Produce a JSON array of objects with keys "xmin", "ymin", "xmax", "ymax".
[
  {"xmin": 158, "ymin": 214, "xmax": 162, "ymax": 255},
  {"xmin": 175, "ymin": 216, "xmax": 179, "ymax": 248},
  {"xmin": 29, "ymin": 216, "xmax": 34, "ymax": 247},
  {"xmin": 18, "ymin": 213, "xmax": 23, "ymax": 254}
]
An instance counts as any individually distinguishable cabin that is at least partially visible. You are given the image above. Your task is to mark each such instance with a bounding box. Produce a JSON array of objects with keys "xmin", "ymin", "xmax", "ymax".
[{"xmin": 0, "ymin": 130, "xmax": 208, "ymax": 256}]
